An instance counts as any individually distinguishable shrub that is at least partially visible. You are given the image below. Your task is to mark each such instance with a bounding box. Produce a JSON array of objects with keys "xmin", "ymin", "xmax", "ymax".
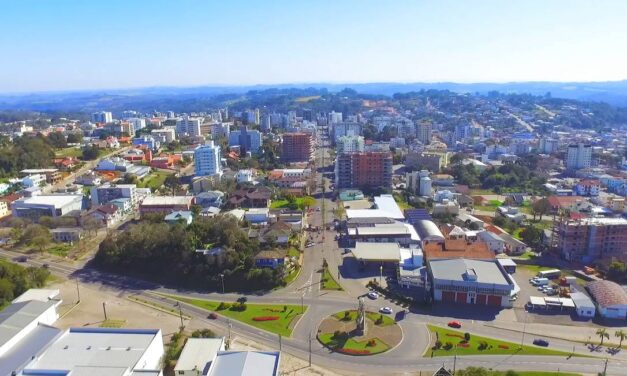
[
  {"xmin": 252, "ymin": 316, "xmax": 280, "ymax": 321},
  {"xmin": 498, "ymin": 344, "xmax": 509, "ymax": 349},
  {"xmin": 283, "ymin": 305, "xmax": 287, "ymax": 312},
  {"xmin": 375, "ymin": 315, "xmax": 384, "ymax": 325},
  {"xmin": 366, "ymin": 339, "xmax": 377, "ymax": 347},
  {"xmin": 464, "ymin": 332, "xmax": 471, "ymax": 341},
  {"xmin": 432, "ymin": 340, "xmax": 442, "ymax": 350},
  {"xmin": 443, "ymin": 342, "xmax": 453, "ymax": 350},
  {"xmin": 342, "ymin": 311, "xmax": 351, "ymax": 321},
  {"xmin": 217, "ymin": 302, "xmax": 227, "ymax": 310},
  {"xmin": 478, "ymin": 341, "xmax": 488, "ymax": 350}
]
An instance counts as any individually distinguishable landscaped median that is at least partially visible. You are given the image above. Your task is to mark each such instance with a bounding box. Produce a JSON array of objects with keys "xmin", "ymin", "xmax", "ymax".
[
  {"xmin": 426, "ymin": 324, "xmax": 577, "ymax": 357},
  {"xmin": 321, "ymin": 267, "xmax": 343, "ymax": 291},
  {"xmin": 156, "ymin": 293, "xmax": 306, "ymax": 337}
]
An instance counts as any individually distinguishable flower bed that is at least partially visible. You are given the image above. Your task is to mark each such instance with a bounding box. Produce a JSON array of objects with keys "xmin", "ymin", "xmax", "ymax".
[
  {"xmin": 252, "ymin": 316, "xmax": 280, "ymax": 321},
  {"xmin": 498, "ymin": 344, "xmax": 509, "ymax": 349},
  {"xmin": 339, "ymin": 348, "xmax": 371, "ymax": 355},
  {"xmin": 458, "ymin": 343, "xmax": 469, "ymax": 348},
  {"xmin": 263, "ymin": 308, "xmax": 283, "ymax": 313},
  {"xmin": 446, "ymin": 333, "xmax": 465, "ymax": 339}
]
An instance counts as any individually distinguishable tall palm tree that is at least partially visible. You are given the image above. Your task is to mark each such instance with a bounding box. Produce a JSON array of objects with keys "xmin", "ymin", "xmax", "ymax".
[
  {"xmin": 615, "ymin": 330, "xmax": 627, "ymax": 347},
  {"xmin": 597, "ymin": 328, "xmax": 609, "ymax": 346}
]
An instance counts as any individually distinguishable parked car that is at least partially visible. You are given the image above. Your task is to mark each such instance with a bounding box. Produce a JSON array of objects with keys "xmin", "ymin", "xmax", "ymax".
[
  {"xmin": 14, "ymin": 256, "xmax": 28, "ymax": 262},
  {"xmin": 379, "ymin": 307, "xmax": 393, "ymax": 314},
  {"xmin": 447, "ymin": 321, "xmax": 462, "ymax": 329},
  {"xmin": 208, "ymin": 313, "xmax": 218, "ymax": 320},
  {"xmin": 533, "ymin": 339, "xmax": 549, "ymax": 347},
  {"xmin": 367, "ymin": 291, "xmax": 379, "ymax": 300},
  {"xmin": 343, "ymin": 248, "xmax": 351, "ymax": 254},
  {"xmin": 42, "ymin": 263, "xmax": 49, "ymax": 269}
]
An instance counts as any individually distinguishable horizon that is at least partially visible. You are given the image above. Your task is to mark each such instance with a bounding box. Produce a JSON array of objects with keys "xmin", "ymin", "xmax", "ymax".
[{"xmin": 2, "ymin": 0, "xmax": 627, "ymax": 93}]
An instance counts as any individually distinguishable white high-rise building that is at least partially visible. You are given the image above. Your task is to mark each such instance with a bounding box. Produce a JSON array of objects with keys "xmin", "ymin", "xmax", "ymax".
[
  {"xmin": 176, "ymin": 116, "xmax": 202, "ymax": 137},
  {"xmin": 336, "ymin": 135, "xmax": 365, "ymax": 154},
  {"xmin": 91, "ymin": 111, "xmax": 113, "ymax": 124},
  {"xmin": 417, "ymin": 122, "xmax": 432, "ymax": 145},
  {"xmin": 328, "ymin": 111, "xmax": 343, "ymax": 124},
  {"xmin": 566, "ymin": 143, "xmax": 592, "ymax": 170},
  {"xmin": 539, "ymin": 138, "xmax": 559, "ymax": 154},
  {"xmin": 127, "ymin": 118, "xmax": 146, "ymax": 132},
  {"xmin": 194, "ymin": 141, "xmax": 222, "ymax": 177},
  {"xmin": 333, "ymin": 122, "xmax": 361, "ymax": 143}
]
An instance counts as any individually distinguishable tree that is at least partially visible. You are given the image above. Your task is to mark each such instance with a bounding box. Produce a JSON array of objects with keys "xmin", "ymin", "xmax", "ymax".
[
  {"xmin": 615, "ymin": 329, "xmax": 627, "ymax": 347},
  {"xmin": 301, "ymin": 196, "xmax": 316, "ymax": 210},
  {"xmin": 607, "ymin": 261, "xmax": 626, "ymax": 282},
  {"xmin": 66, "ymin": 133, "xmax": 83, "ymax": 144},
  {"xmin": 82, "ymin": 216, "xmax": 102, "ymax": 237},
  {"xmin": 20, "ymin": 224, "xmax": 51, "ymax": 248},
  {"xmin": 456, "ymin": 367, "xmax": 490, "ymax": 376},
  {"xmin": 47, "ymin": 132, "xmax": 67, "ymax": 149},
  {"xmin": 596, "ymin": 328, "xmax": 609, "ymax": 346},
  {"xmin": 81, "ymin": 145, "xmax": 100, "ymax": 160},
  {"xmin": 164, "ymin": 174, "xmax": 181, "ymax": 196},
  {"xmin": 520, "ymin": 225, "xmax": 542, "ymax": 248},
  {"xmin": 531, "ymin": 197, "xmax": 551, "ymax": 221}
]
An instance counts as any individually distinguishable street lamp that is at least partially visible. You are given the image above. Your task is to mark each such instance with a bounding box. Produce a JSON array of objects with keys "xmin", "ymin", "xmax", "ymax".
[
  {"xmin": 379, "ymin": 265, "xmax": 383, "ymax": 286},
  {"xmin": 174, "ymin": 302, "xmax": 184, "ymax": 330},
  {"xmin": 219, "ymin": 273, "xmax": 225, "ymax": 294}
]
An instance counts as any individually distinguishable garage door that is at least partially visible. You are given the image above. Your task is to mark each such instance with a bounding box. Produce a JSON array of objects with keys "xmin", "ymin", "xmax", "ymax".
[
  {"xmin": 476, "ymin": 294, "xmax": 487, "ymax": 305},
  {"xmin": 487, "ymin": 295, "xmax": 501, "ymax": 306},
  {"xmin": 456, "ymin": 292, "xmax": 467, "ymax": 303},
  {"xmin": 442, "ymin": 291, "xmax": 455, "ymax": 302}
]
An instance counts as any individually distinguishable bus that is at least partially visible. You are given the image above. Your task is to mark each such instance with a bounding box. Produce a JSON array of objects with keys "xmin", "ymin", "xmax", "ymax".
[{"xmin": 537, "ymin": 269, "xmax": 561, "ymax": 279}]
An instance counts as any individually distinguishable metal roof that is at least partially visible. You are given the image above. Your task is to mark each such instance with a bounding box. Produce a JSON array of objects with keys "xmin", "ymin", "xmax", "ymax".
[
  {"xmin": 0, "ymin": 324, "xmax": 61, "ymax": 376},
  {"xmin": 0, "ymin": 300, "xmax": 58, "ymax": 348},
  {"xmin": 373, "ymin": 194, "xmax": 404, "ymax": 220},
  {"xmin": 429, "ymin": 259, "xmax": 511, "ymax": 286},
  {"xmin": 174, "ymin": 338, "xmax": 224, "ymax": 373},
  {"xmin": 207, "ymin": 351, "xmax": 280, "ymax": 376},
  {"xmin": 587, "ymin": 280, "xmax": 627, "ymax": 308},
  {"xmin": 414, "ymin": 220, "xmax": 444, "ymax": 240},
  {"xmin": 351, "ymin": 242, "xmax": 401, "ymax": 261}
]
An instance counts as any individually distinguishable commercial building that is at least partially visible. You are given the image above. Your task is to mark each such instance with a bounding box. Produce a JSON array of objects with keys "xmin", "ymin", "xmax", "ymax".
[
  {"xmin": 336, "ymin": 135, "xmax": 365, "ymax": 154},
  {"xmin": 539, "ymin": 138, "xmax": 559, "ymax": 154},
  {"xmin": 212, "ymin": 122, "xmax": 231, "ymax": 139},
  {"xmin": 20, "ymin": 169, "xmax": 62, "ymax": 185},
  {"xmin": 428, "ymin": 258, "xmax": 515, "ymax": 307},
  {"xmin": 229, "ymin": 126, "xmax": 262, "ymax": 154},
  {"xmin": 553, "ymin": 217, "xmax": 627, "ymax": 263},
  {"xmin": 586, "ymin": 280, "xmax": 627, "ymax": 319},
  {"xmin": 91, "ymin": 111, "xmax": 112, "ymax": 124},
  {"xmin": 139, "ymin": 196, "xmax": 194, "ymax": 216},
  {"xmin": 176, "ymin": 116, "xmax": 203, "ymax": 137},
  {"xmin": 406, "ymin": 170, "xmax": 432, "ymax": 196},
  {"xmin": 12, "ymin": 195, "xmax": 84, "ymax": 220},
  {"xmin": 194, "ymin": 141, "xmax": 223, "ymax": 177},
  {"xmin": 406, "ymin": 152, "xmax": 449, "ymax": 172},
  {"xmin": 174, "ymin": 338, "xmax": 225, "ymax": 376},
  {"xmin": 91, "ymin": 183, "xmax": 137, "ymax": 207},
  {"xmin": 417, "ymin": 122, "xmax": 432, "ymax": 145},
  {"xmin": 335, "ymin": 152, "xmax": 393, "ymax": 189},
  {"xmin": 281, "ymin": 133, "xmax": 313, "ymax": 163},
  {"xmin": 128, "ymin": 117, "xmax": 146, "ymax": 132},
  {"xmin": 566, "ymin": 143, "xmax": 592, "ymax": 171},
  {"xmin": 151, "ymin": 128, "xmax": 176, "ymax": 143},
  {"xmin": 206, "ymin": 351, "xmax": 281, "ymax": 376}
]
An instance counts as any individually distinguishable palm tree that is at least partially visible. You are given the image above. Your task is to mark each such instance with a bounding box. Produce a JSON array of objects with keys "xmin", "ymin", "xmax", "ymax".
[
  {"xmin": 596, "ymin": 328, "xmax": 609, "ymax": 346},
  {"xmin": 615, "ymin": 329, "xmax": 626, "ymax": 347}
]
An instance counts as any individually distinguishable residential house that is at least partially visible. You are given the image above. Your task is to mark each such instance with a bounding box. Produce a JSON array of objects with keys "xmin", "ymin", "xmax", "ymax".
[
  {"xmin": 51, "ymin": 227, "xmax": 83, "ymax": 243},
  {"xmin": 254, "ymin": 249, "xmax": 287, "ymax": 269},
  {"xmin": 228, "ymin": 187, "xmax": 272, "ymax": 208},
  {"xmin": 244, "ymin": 208, "xmax": 270, "ymax": 225},
  {"xmin": 195, "ymin": 191, "xmax": 225, "ymax": 208},
  {"xmin": 496, "ymin": 206, "xmax": 526, "ymax": 224},
  {"xmin": 574, "ymin": 180, "xmax": 601, "ymax": 196},
  {"xmin": 259, "ymin": 221, "xmax": 292, "ymax": 245},
  {"xmin": 164, "ymin": 211, "xmax": 194, "ymax": 225},
  {"xmin": 81, "ymin": 204, "xmax": 121, "ymax": 228}
]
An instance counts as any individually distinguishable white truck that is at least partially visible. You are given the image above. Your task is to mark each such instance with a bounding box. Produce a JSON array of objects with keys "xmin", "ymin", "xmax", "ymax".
[
  {"xmin": 531, "ymin": 277, "xmax": 549, "ymax": 286},
  {"xmin": 537, "ymin": 269, "xmax": 561, "ymax": 279}
]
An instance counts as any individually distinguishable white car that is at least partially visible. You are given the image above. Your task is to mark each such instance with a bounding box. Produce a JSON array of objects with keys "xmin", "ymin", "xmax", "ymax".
[
  {"xmin": 367, "ymin": 291, "xmax": 379, "ymax": 300},
  {"xmin": 379, "ymin": 307, "xmax": 393, "ymax": 314}
]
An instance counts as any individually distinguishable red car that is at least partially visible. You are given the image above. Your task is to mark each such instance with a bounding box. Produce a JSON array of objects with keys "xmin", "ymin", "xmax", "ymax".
[{"xmin": 447, "ymin": 321, "xmax": 462, "ymax": 328}]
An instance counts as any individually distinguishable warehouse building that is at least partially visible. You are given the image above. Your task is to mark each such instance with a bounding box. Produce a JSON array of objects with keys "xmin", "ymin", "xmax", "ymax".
[{"xmin": 587, "ymin": 280, "xmax": 627, "ymax": 319}]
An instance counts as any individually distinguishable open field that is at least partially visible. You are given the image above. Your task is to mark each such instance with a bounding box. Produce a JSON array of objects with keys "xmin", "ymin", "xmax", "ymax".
[
  {"xmin": 137, "ymin": 170, "xmax": 173, "ymax": 190},
  {"xmin": 295, "ymin": 95, "xmax": 321, "ymax": 103},
  {"xmin": 159, "ymin": 294, "xmax": 305, "ymax": 337}
]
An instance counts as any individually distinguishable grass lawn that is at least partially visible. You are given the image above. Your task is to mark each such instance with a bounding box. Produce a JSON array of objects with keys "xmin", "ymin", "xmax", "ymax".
[
  {"xmin": 482, "ymin": 372, "xmax": 580, "ymax": 376},
  {"xmin": 321, "ymin": 267, "xmax": 343, "ymax": 290},
  {"xmin": 427, "ymin": 325, "xmax": 576, "ymax": 357},
  {"xmin": 160, "ymin": 294, "xmax": 305, "ymax": 337},
  {"xmin": 512, "ymin": 227, "xmax": 524, "ymax": 240},
  {"xmin": 270, "ymin": 197, "xmax": 314, "ymax": 210},
  {"xmin": 288, "ymin": 247, "xmax": 300, "ymax": 259},
  {"xmin": 469, "ymin": 188, "xmax": 495, "ymax": 195},
  {"xmin": 55, "ymin": 147, "xmax": 82, "ymax": 158},
  {"xmin": 47, "ymin": 244, "xmax": 72, "ymax": 257},
  {"xmin": 138, "ymin": 171, "xmax": 173, "ymax": 191},
  {"xmin": 516, "ymin": 250, "xmax": 537, "ymax": 260},
  {"xmin": 516, "ymin": 264, "xmax": 556, "ymax": 275},
  {"xmin": 332, "ymin": 310, "xmax": 395, "ymax": 327},
  {"xmin": 100, "ymin": 319, "xmax": 126, "ymax": 328},
  {"xmin": 392, "ymin": 192, "xmax": 412, "ymax": 210},
  {"xmin": 295, "ymin": 95, "xmax": 321, "ymax": 103},
  {"xmin": 318, "ymin": 333, "xmax": 389, "ymax": 355},
  {"xmin": 283, "ymin": 265, "xmax": 300, "ymax": 286},
  {"xmin": 474, "ymin": 205, "xmax": 498, "ymax": 212}
]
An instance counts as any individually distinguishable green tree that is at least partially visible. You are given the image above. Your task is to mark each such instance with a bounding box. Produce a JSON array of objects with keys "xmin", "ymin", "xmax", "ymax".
[
  {"xmin": 520, "ymin": 225, "xmax": 542, "ymax": 248},
  {"xmin": 164, "ymin": 174, "xmax": 181, "ymax": 196},
  {"xmin": 81, "ymin": 145, "xmax": 100, "ymax": 160},
  {"xmin": 615, "ymin": 329, "xmax": 627, "ymax": 347},
  {"xmin": 607, "ymin": 261, "xmax": 626, "ymax": 282},
  {"xmin": 531, "ymin": 197, "xmax": 551, "ymax": 221},
  {"xmin": 47, "ymin": 131, "xmax": 67, "ymax": 149},
  {"xmin": 20, "ymin": 224, "xmax": 52, "ymax": 252},
  {"xmin": 596, "ymin": 328, "xmax": 609, "ymax": 346},
  {"xmin": 66, "ymin": 133, "xmax": 83, "ymax": 144},
  {"xmin": 301, "ymin": 196, "xmax": 316, "ymax": 210}
]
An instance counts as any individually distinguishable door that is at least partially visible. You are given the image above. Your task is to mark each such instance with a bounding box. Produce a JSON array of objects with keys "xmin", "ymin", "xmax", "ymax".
[
  {"xmin": 487, "ymin": 295, "xmax": 501, "ymax": 306},
  {"xmin": 476, "ymin": 294, "xmax": 487, "ymax": 305},
  {"xmin": 456, "ymin": 292, "xmax": 467, "ymax": 303},
  {"xmin": 442, "ymin": 291, "xmax": 455, "ymax": 302}
]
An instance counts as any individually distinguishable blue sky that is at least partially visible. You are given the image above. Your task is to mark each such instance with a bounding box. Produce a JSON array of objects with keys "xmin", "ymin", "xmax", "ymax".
[{"xmin": 1, "ymin": 0, "xmax": 626, "ymax": 93}]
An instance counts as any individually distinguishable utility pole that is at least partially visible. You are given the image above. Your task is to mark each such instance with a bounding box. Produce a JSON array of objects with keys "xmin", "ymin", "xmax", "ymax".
[
  {"xmin": 520, "ymin": 310, "xmax": 527, "ymax": 349},
  {"xmin": 379, "ymin": 265, "xmax": 383, "ymax": 286},
  {"xmin": 602, "ymin": 358, "xmax": 608, "ymax": 376},
  {"xmin": 219, "ymin": 274, "xmax": 225, "ymax": 294},
  {"xmin": 308, "ymin": 331, "xmax": 312, "ymax": 367},
  {"xmin": 279, "ymin": 334, "xmax": 282, "ymax": 351},
  {"xmin": 102, "ymin": 302, "xmax": 107, "ymax": 321},
  {"xmin": 75, "ymin": 279, "xmax": 80, "ymax": 303},
  {"xmin": 175, "ymin": 302, "xmax": 184, "ymax": 330},
  {"xmin": 452, "ymin": 345, "xmax": 458, "ymax": 375},
  {"xmin": 301, "ymin": 293, "xmax": 305, "ymax": 314}
]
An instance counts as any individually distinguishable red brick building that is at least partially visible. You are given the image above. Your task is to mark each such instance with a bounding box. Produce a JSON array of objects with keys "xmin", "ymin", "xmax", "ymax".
[
  {"xmin": 281, "ymin": 133, "xmax": 313, "ymax": 163},
  {"xmin": 335, "ymin": 152, "xmax": 392, "ymax": 189}
]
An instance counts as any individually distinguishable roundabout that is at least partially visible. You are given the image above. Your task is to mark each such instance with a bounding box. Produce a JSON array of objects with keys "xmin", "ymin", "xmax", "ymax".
[{"xmin": 317, "ymin": 309, "xmax": 403, "ymax": 356}]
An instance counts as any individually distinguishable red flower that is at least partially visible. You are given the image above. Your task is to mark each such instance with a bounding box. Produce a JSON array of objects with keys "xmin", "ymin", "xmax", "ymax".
[
  {"xmin": 252, "ymin": 316, "xmax": 280, "ymax": 321},
  {"xmin": 498, "ymin": 344, "xmax": 509, "ymax": 349}
]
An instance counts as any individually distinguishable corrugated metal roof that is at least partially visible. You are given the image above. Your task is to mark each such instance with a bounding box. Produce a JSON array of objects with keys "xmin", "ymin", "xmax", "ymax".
[{"xmin": 207, "ymin": 351, "xmax": 280, "ymax": 376}]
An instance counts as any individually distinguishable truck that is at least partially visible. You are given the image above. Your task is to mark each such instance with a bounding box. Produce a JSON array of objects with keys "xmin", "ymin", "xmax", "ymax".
[
  {"xmin": 531, "ymin": 277, "xmax": 549, "ymax": 286},
  {"xmin": 537, "ymin": 269, "xmax": 561, "ymax": 279}
]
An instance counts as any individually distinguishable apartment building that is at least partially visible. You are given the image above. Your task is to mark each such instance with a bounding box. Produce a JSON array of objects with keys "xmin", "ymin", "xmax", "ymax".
[
  {"xmin": 554, "ymin": 217, "xmax": 627, "ymax": 263},
  {"xmin": 281, "ymin": 132, "xmax": 313, "ymax": 163},
  {"xmin": 194, "ymin": 141, "xmax": 222, "ymax": 177},
  {"xmin": 566, "ymin": 143, "xmax": 592, "ymax": 171},
  {"xmin": 335, "ymin": 152, "xmax": 393, "ymax": 189},
  {"xmin": 176, "ymin": 116, "xmax": 202, "ymax": 137}
]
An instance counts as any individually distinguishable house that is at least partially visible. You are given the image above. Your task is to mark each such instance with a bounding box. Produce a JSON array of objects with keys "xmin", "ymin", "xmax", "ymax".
[
  {"xmin": 228, "ymin": 187, "xmax": 272, "ymax": 208},
  {"xmin": 139, "ymin": 196, "xmax": 194, "ymax": 216},
  {"xmin": 499, "ymin": 233, "xmax": 527, "ymax": 255},
  {"xmin": 75, "ymin": 172, "xmax": 102, "ymax": 186},
  {"xmin": 259, "ymin": 221, "xmax": 292, "ymax": 244},
  {"xmin": 477, "ymin": 230, "xmax": 505, "ymax": 253},
  {"xmin": 455, "ymin": 212, "xmax": 484, "ymax": 229},
  {"xmin": 574, "ymin": 180, "xmax": 601, "ymax": 196},
  {"xmin": 195, "ymin": 190, "xmax": 225, "ymax": 208},
  {"xmin": 53, "ymin": 157, "xmax": 78, "ymax": 171},
  {"xmin": 51, "ymin": 227, "xmax": 83, "ymax": 243},
  {"xmin": 496, "ymin": 206, "xmax": 526, "ymax": 224},
  {"xmin": 254, "ymin": 249, "xmax": 287, "ymax": 269},
  {"xmin": 164, "ymin": 211, "xmax": 193, "ymax": 225},
  {"xmin": 174, "ymin": 338, "xmax": 226, "ymax": 376},
  {"xmin": 244, "ymin": 208, "xmax": 270, "ymax": 225},
  {"xmin": 81, "ymin": 204, "xmax": 121, "ymax": 228},
  {"xmin": 274, "ymin": 210, "xmax": 307, "ymax": 231}
]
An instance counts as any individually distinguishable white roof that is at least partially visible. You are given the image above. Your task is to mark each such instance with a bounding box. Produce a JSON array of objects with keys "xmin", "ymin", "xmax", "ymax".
[
  {"xmin": 141, "ymin": 196, "xmax": 192, "ymax": 206},
  {"xmin": 16, "ymin": 195, "xmax": 82, "ymax": 207},
  {"xmin": 24, "ymin": 328, "xmax": 162, "ymax": 374},
  {"xmin": 246, "ymin": 208, "xmax": 269, "ymax": 215},
  {"xmin": 373, "ymin": 194, "xmax": 404, "ymax": 220},
  {"xmin": 496, "ymin": 258, "xmax": 517, "ymax": 267},
  {"xmin": 12, "ymin": 289, "xmax": 60, "ymax": 303},
  {"xmin": 351, "ymin": 242, "xmax": 401, "ymax": 261},
  {"xmin": 345, "ymin": 209, "xmax": 390, "ymax": 219},
  {"xmin": 207, "ymin": 351, "xmax": 280, "ymax": 376},
  {"xmin": 225, "ymin": 209, "xmax": 246, "ymax": 221},
  {"xmin": 175, "ymin": 338, "xmax": 224, "ymax": 372}
]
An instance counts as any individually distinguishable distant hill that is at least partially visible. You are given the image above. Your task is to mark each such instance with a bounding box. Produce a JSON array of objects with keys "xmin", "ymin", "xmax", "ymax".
[{"xmin": 1, "ymin": 80, "xmax": 627, "ymax": 113}]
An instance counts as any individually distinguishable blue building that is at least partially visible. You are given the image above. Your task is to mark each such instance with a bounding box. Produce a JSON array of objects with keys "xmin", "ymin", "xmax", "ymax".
[
  {"xmin": 132, "ymin": 135, "xmax": 160, "ymax": 151},
  {"xmin": 229, "ymin": 126, "xmax": 261, "ymax": 154}
]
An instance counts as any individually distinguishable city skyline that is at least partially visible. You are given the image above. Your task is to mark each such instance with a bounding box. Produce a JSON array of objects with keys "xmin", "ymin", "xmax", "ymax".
[{"xmin": 1, "ymin": 0, "xmax": 627, "ymax": 93}]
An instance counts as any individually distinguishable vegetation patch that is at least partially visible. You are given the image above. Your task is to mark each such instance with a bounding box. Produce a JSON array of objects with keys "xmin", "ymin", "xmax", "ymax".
[
  {"xmin": 427, "ymin": 325, "xmax": 577, "ymax": 357},
  {"xmin": 159, "ymin": 294, "xmax": 305, "ymax": 337},
  {"xmin": 99, "ymin": 319, "xmax": 126, "ymax": 328},
  {"xmin": 318, "ymin": 332, "xmax": 389, "ymax": 355},
  {"xmin": 321, "ymin": 267, "xmax": 343, "ymax": 290}
]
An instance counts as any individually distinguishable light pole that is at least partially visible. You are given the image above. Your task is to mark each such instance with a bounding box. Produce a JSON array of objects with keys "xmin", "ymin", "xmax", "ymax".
[
  {"xmin": 75, "ymin": 279, "xmax": 81, "ymax": 303},
  {"xmin": 175, "ymin": 302, "xmax": 184, "ymax": 330},
  {"xmin": 379, "ymin": 265, "xmax": 383, "ymax": 286},
  {"xmin": 308, "ymin": 330, "xmax": 313, "ymax": 367},
  {"xmin": 219, "ymin": 274, "xmax": 225, "ymax": 294},
  {"xmin": 102, "ymin": 302, "xmax": 107, "ymax": 321},
  {"xmin": 520, "ymin": 310, "xmax": 528, "ymax": 349},
  {"xmin": 301, "ymin": 293, "xmax": 305, "ymax": 314}
]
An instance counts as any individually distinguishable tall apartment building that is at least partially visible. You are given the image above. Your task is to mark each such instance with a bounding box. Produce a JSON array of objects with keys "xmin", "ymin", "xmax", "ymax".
[
  {"xmin": 566, "ymin": 143, "xmax": 592, "ymax": 170},
  {"xmin": 127, "ymin": 118, "xmax": 146, "ymax": 132},
  {"xmin": 417, "ymin": 122, "xmax": 432, "ymax": 145},
  {"xmin": 328, "ymin": 111, "xmax": 343, "ymax": 124},
  {"xmin": 554, "ymin": 217, "xmax": 627, "ymax": 263},
  {"xmin": 281, "ymin": 133, "xmax": 313, "ymax": 163},
  {"xmin": 176, "ymin": 116, "xmax": 202, "ymax": 137},
  {"xmin": 91, "ymin": 111, "xmax": 113, "ymax": 124},
  {"xmin": 539, "ymin": 138, "xmax": 559, "ymax": 154},
  {"xmin": 229, "ymin": 126, "xmax": 261, "ymax": 154},
  {"xmin": 336, "ymin": 135, "xmax": 365, "ymax": 154},
  {"xmin": 261, "ymin": 115, "xmax": 272, "ymax": 132},
  {"xmin": 211, "ymin": 122, "xmax": 231, "ymax": 139},
  {"xmin": 151, "ymin": 128, "xmax": 176, "ymax": 143},
  {"xmin": 333, "ymin": 122, "xmax": 362, "ymax": 143},
  {"xmin": 91, "ymin": 184, "xmax": 137, "ymax": 207},
  {"xmin": 335, "ymin": 152, "xmax": 393, "ymax": 189},
  {"xmin": 194, "ymin": 140, "xmax": 222, "ymax": 177}
]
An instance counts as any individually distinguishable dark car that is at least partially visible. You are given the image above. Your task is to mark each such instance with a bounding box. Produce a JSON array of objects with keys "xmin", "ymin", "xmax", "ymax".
[
  {"xmin": 15, "ymin": 256, "xmax": 28, "ymax": 262},
  {"xmin": 208, "ymin": 313, "xmax": 218, "ymax": 320},
  {"xmin": 533, "ymin": 339, "xmax": 549, "ymax": 347},
  {"xmin": 42, "ymin": 263, "xmax": 49, "ymax": 269}
]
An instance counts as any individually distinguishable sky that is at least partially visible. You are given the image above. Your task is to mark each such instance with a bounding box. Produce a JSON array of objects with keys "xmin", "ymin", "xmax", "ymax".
[{"xmin": 1, "ymin": 0, "xmax": 626, "ymax": 93}]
